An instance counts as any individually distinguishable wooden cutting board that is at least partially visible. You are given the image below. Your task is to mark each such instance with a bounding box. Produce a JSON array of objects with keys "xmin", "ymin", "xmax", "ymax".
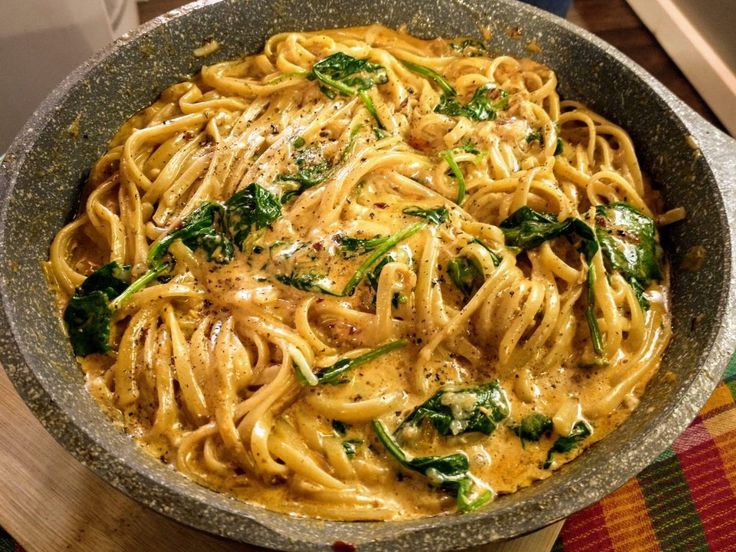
[{"xmin": 0, "ymin": 367, "xmax": 561, "ymax": 551}]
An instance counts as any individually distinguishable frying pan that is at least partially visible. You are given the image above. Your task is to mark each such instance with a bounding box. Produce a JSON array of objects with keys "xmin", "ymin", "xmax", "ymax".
[{"xmin": 1, "ymin": 0, "xmax": 735, "ymax": 549}]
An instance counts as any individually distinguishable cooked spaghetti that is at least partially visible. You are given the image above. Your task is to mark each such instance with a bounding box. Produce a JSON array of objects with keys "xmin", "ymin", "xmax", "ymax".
[{"xmin": 46, "ymin": 25, "xmax": 678, "ymax": 520}]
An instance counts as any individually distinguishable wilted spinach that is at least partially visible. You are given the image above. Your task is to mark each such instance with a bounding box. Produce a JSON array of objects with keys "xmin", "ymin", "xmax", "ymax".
[
  {"xmin": 543, "ymin": 420, "xmax": 592, "ymax": 469},
  {"xmin": 397, "ymin": 382, "xmax": 510, "ymax": 437},
  {"xmin": 308, "ymin": 52, "xmax": 388, "ymax": 128},
  {"xmin": 372, "ymin": 420, "xmax": 493, "ymax": 512}
]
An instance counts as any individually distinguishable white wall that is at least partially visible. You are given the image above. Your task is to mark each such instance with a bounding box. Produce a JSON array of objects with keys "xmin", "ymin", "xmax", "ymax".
[{"xmin": 0, "ymin": 0, "xmax": 138, "ymax": 152}]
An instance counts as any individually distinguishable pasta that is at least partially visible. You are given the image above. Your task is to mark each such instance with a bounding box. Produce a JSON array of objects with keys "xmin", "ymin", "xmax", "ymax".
[{"xmin": 46, "ymin": 25, "xmax": 675, "ymax": 520}]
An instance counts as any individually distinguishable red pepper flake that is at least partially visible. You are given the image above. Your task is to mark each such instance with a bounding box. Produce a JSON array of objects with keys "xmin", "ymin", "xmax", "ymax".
[
  {"xmin": 374, "ymin": 202, "xmax": 388, "ymax": 209},
  {"xmin": 332, "ymin": 542, "xmax": 356, "ymax": 552},
  {"xmin": 313, "ymin": 242, "xmax": 324, "ymax": 251}
]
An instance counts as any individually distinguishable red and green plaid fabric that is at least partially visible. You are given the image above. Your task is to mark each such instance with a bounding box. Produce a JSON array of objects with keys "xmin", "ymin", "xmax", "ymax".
[{"xmin": 554, "ymin": 355, "xmax": 736, "ymax": 551}]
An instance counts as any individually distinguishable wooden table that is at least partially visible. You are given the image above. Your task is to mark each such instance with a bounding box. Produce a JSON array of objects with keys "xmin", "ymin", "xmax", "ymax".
[{"xmin": 0, "ymin": 1, "xmax": 717, "ymax": 550}]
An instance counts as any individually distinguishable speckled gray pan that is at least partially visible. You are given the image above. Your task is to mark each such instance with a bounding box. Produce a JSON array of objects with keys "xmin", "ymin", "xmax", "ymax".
[{"xmin": 1, "ymin": 0, "xmax": 736, "ymax": 550}]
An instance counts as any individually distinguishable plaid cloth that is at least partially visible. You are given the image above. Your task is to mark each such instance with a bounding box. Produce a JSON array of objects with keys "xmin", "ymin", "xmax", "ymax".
[{"xmin": 554, "ymin": 355, "xmax": 736, "ymax": 551}]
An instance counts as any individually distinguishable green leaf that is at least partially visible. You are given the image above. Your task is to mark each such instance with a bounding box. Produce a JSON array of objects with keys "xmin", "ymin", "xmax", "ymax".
[
  {"xmin": 470, "ymin": 238, "xmax": 502, "ymax": 267},
  {"xmin": 526, "ymin": 131, "xmax": 543, "ymax": 144},
  {"xmin": 276, "ymin": 272, "xmax": 340, "ymax": 296},
  {"xmin": 149, "ymin": 202, "xmax": 229, "ymax": 265},
  {"xmin": 435, "ymin": 84, "xmax": 508, "ymax": 121},
  {"xmin": 400, "ymin": 60, "xmax": 455, "ymax": 96},
  {"xmin": 332, "ymin": 420, "xmax": 348, "ymax": 435},
  {"xmin": 338, "ymin": 233, "xmax": 388, "ymax": 255},
  {"xmin": 543, "ymin": 420, "xmax": 592, "ymax": 469},
  {"xmin": 342, "ymin": 439, "xmax": 363, "ymax": 458},
  {"xmin": 500, "ymin": 206, "xmax": 595, "ymax": 253},
  {"xmin": 554, "ymin": 137, "xmax": 564, "ymax": 155},
  {"xmin": 64, "ymin": 291, "xmax": 114, "ymax": 356},
  {"xmin": 278, "ymin": 146, "xmax": 333, "ymax": 202},
  {"xmin": 449, "ymin": 38, "xmax": 488, "ymax": 57},
  {"xmin": 341, "ymin": 222, "xmax": 426, "ymax": 296},
  {"xmin": 586, "ymin": 261, "xmax": 605, "ymax": 356},
  {"xmin": 77, "ymin": 261, "xmax": 131, "ymax": 299},
  {"xmin": 372, "ymin": 420, "xmax": 492, "ymax": 512},
  {"xmin": 224, "ymin": 183, "xmax": 281, "ymax": 250},
  {"xmin": 402, "ymin": 206, "xmax": 450, "ymax": 225},
  {"xmin": 366, "ymin": 254, "xmax": 395, "ymax": 291},
  {"xmin": 317, "ymin": 340, "xmax": 406, "ymax": 384},
  {"xmin": 439, "ymin": 149, "xmax": 467, "ymax": 204},
  {"xmin": 184, "ymin": 227, "xmax": 234, "ymax": 264},
  {"xmin": 447, "ymin": 256, "xmax": 484, "ymax": 299},
  {"xmin": 308, "ymin": 52, "xmax": 388, "ymax": 128},
  {"xmin": 460, "ymin": 140, "xmax": 480, "ymax": 154},
  {"xmin": 397, "ymin": 382, "xmax": 510, "ymax": 437},
  {"xmin": 594, "ymin": 203, "xmax": 662, "ymax": 311},
  {"xmin": 511, "ymin": 413, "xmax": 553, "ymax": 442},
  {"xmin": 64, "ymin": 261, "xmax": 170, "ymax": 356}
]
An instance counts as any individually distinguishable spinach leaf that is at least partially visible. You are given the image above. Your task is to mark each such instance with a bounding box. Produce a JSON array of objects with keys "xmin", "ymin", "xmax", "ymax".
[
  {"xmin": 500, "ymin": 206, "xmax": 595, "ymax": 252},
  {"xmin": 594, "ymin": 203, "xmax": 662, "ymax": 310},
  {"xmin": 397, "ymin": 382, "xmax": 510, "ymax": 437},
  {"xmin": 64, "ymin": 261, "xmax": 169, "ymax": 356},
  {"xmin": 436, "ymin": 84, "xmax": 509, "ymax": 121},
  {"xmin": 276, "ymin": 271, "xmax": 340, "ymax": 296},
  {"xmin": 526, "ymin": 131, "xmax": 543, "ymax": 144},
  {"xmin": 366, "ymin": 254, "xmax": 395, "ymax": 291},
  {"xmin": 332, "ymin": 420, "xmax": 349, "ymax": 435},
  {"xmin": 316, "ymin": 340, "xmax": 406, "ymax": 385},
  {"xmin": 554, "ymin": 137, "xmax": 564, "ymax": 155},
  {"xmin": 278, "ymin": 146, "xmax": 333, "ymax": 202},
  {"xmin": 338, "ymin": 233, "xmax": 388, "ymax": 255},
  {"xmin": 543, "ymin": 420, "xmax": 592, "ymax": 469},
  {"xmin": 67, "ymin": 199, "xmax": 229, "ymax": 356},
  {"xmin": 449, "ymin": 38, "xmax": 488, "ymax": 57},
  {"xmin": 224, "ymin": 183, "xmax": 281, "ymax": 250},
  {"xmin": 64, "ymin": 289, "xmax": 119, "ymax": 357},
  {"xmin": 510, "ymin": 413, "xmax": 553, "ymax": 442},
  {"xmin": 447, "ymin": 256, "xmax": 484, "ymax": 299},
  {"xmin": 149, "ymin": 202, "xmax": 232, "ymax": 265},
  {"xmin": 471, "ymin": 238, "xmax": 502, "ymax": 267},
  {"xmin": 439, "ymin": 149, "xmax": 467, "ymax": 204},
  {"xmin": 342, "ymin": 439, "xmax": 363, "ymax": 458},
  {"xmin": 585, "ymin": 261, "xmax": 605, "ymax": 356},
  {"xmin": 402, "ymin": 206, "xmax": 450, "ymax": 224},
  {"xmin": 402, "ymin": 59, "xmax": 508, "ymax": 122},
  {"xmin": 308, "ymin": 52, "xmax": 388, "ymax": 128},
  {"xmin": 372, "ymin": 420, "xmax": 493, "ymax": 512},
  {"xmin": 460, "ymin": 140, "xmax": 481, "ymax": 155},
  {"xmin": 400, "ymin": 60, "xmax": 455, "ymax": 96},
  {"xmin": 341, "ymin": 222, "xmax": 426, "ymax": 296},
  {"xmin": 77, "ymin": 261, "xmax": 131, "ymax": 299},
  {"xmin": 526, "ymin": 132, "xmax": 563, "ymax": 156}
]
